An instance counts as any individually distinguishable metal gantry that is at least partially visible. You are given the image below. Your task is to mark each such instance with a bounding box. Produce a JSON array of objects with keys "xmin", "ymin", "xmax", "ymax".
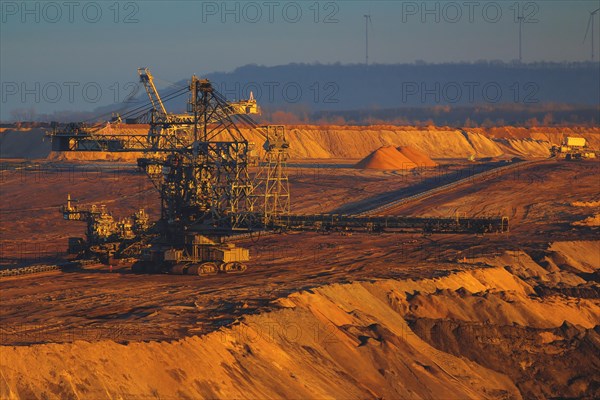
[
  {"xmin": 256, "ymin": 125, "xmax": 291, "ymax": 225},
  {"xmin": 51, "ymin": 68, "xmax": 288, "ymax": 272}
]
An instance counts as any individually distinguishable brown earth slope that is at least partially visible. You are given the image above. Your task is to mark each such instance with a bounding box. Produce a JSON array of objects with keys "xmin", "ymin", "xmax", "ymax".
[
  {"xmin": 397, "ymin": 145, "xmax": 438, "ymax": 167},
  {"xmin": 2, "ymin": 125, "xmax": 599, "ymax": 161},
  {"xmin": 1, "ymin": 242, "xmax": 598, "ymax": 399},
  {"xmin": 1, "ymin": 128, "xmax": 598, "ymax": 399}
]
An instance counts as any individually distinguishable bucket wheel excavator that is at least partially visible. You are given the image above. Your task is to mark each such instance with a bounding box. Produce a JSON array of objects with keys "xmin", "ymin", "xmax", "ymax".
[{"xmin": 50, "ymin": 68, "xmax": 508, "ymax": 275}]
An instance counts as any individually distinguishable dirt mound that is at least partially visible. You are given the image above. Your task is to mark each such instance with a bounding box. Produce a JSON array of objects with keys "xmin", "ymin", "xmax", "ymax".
[
  {"xmin": 1, "ymin": 240, "xmax": 599, "ymax": 399},
  {"xmin": 492, "ymin": 137, "xmax": 552, "ymax": 158},
  {"xmin": 396, "ymin": 146, "xmax": 438, "ymax": 167},
  {"xmin": 573, "ymin": 213, "xmax": 600, "ymax": 227},
  {"xmin": 2, "ymin": 244, "xmax": 599, "ymax": 399},
  {"xmin": 0, "ymin": 267, "xmax": 525, "ymax": 400},
  {"xmin": 0, "ymin": 128, "xmax": 51, "ymax": 159},
  {"xmin": 2, "ymin": 125, "xmax": 598, "ymax": 161},
  {"xmin": 249, "ymin": 125, "xmax": 599, "ymax": 159},
  {"xmin": 409, "ymin": 318, "xmax": 600, "ymax": 399},
  {"xmin": 572, "ymin": 201, "xmax": 600, "ymax": 207},
  {"xmin": 548, "ymin": 241, "xmax": 600, "ymax": 273},
  {"xmin": 355, "ymin": 145, "xmax": 417, "ymax": 170},
  {"xmin": 474, "ymin": 126, "xmax": 600, "ymax": 148},
  {"xmin": 402, "ymin": 282, "xmax": 599, "ymax": 329}
]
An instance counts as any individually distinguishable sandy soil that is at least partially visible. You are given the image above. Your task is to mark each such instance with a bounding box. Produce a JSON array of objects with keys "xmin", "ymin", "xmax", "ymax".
[
  {"xmin": 355, "ymin": 145, "xmax": 418, "ymax": 170},
  {"xmin": 2, "ymin": 125, "xmax": 599, "ymax": 160},
  {"xmin": 397, "ymin": 146, "xmax": 438, "ymax": 167},
  {"xmin": 0, "ymin": 244, "xmax": 597, "ymax": 399},
  {"xmin": 1, "ymin": 154, "xmax": 599, "ymax": 398}
]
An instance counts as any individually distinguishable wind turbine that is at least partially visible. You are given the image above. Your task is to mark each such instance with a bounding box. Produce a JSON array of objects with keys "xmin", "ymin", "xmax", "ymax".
[
  {"xmin": 517, "ymin": 12, "xmax": 524, "ymax": 63},
  {"xmin": 364, "ymin": 14, "xmax": 372, "ymax": 66},
  {"xmin": 583, "ymin": 8, "xmax": 600, "ymax": 62}
]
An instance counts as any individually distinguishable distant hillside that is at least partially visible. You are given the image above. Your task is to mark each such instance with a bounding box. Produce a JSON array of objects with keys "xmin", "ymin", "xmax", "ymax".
[
  {"xmin": 204, "ymin": 62, "xmax": 599, "ymax": 125},
  {"xmin": 205, "ymin": 62, "xmax": 599, "ymax": 109},
  {"xmin": 23, "ymin": 62, "xmax": 600, "ymax": 126}
]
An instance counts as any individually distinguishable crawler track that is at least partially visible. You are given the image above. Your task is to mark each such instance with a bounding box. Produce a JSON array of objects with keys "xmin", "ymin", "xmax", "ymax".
[{"xmin": 0, "ymin": 260, "xmax": 95, "ymax": 278}]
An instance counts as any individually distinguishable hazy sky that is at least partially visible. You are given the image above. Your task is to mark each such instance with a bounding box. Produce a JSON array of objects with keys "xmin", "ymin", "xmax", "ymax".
[{"xmin": 1, "ymin": 0, "xmax": 599, "ymax": 118}]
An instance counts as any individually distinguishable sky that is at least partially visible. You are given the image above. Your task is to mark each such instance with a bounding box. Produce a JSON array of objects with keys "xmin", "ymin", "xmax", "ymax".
[{"xmin": 1, "ymin": 0, "xmax": 599, "ymax": 118}]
